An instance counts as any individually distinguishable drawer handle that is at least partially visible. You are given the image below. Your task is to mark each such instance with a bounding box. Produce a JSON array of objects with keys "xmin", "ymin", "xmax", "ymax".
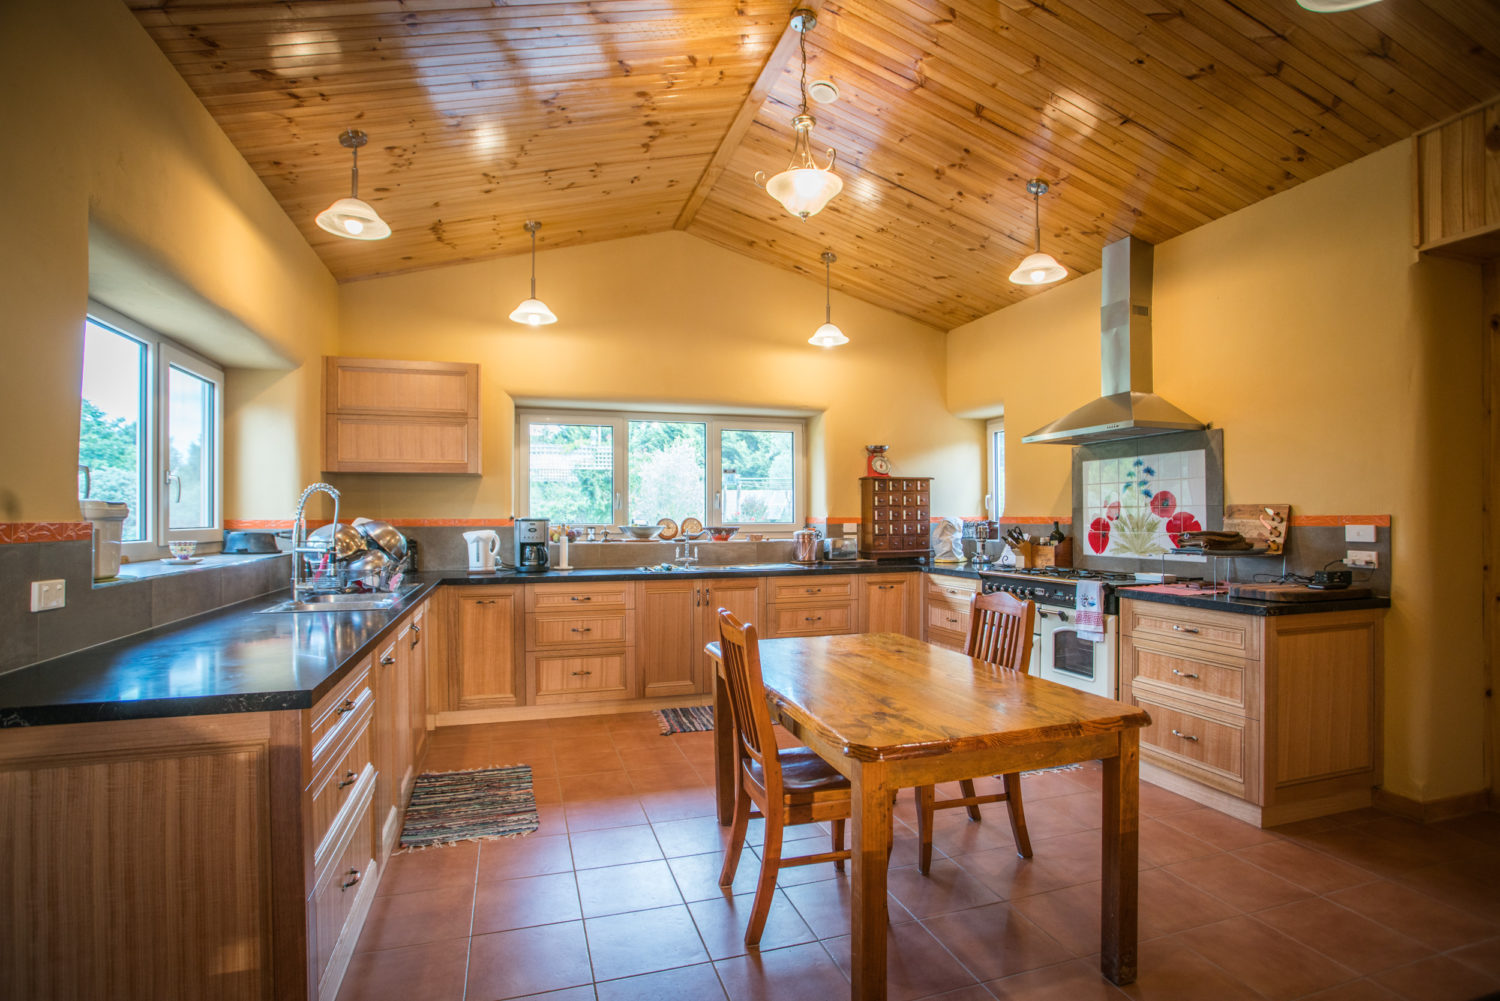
[
  {"xmin": 1170, "ymin": 728, "xmax": 1200, "ymax": 742},
  {"xmin": 340, "ymin": 868, "xmax": 361, "ymax": 891},
  {"xmin": 804, "ymin": 616, "xmax": 822, "ymax": 622},
  {"xmin": 877, "ymin": 585, "xmax": 895, "ymax": 590},
  {"xmin": 410, "ymin": 624, "xmax": 421, "ymax": 648},
  {"xmin": 570, "ymin": 670, "xmax": 593, "ymax": 677},
  {"xmin": 380, "ymin": 654, "xmax": 396, "ymax": 665},
  {"xmin": 805, "ymin": 587, "xmax": 822, "ymax": 594},
  {"xmin": 475, "ymin": 599, "xmax": 496, "ymax": 605},
  {"xmin": 334, "ymin": 699, "xmax": 355, "ymax": 717},
  {"xmin": 1171, "ymin": 669, "xmax": 1200, "ymax": 679},
  {"xmin": 570, "ymin": 627, "xmax": 592, "ymax": 633},
  {"xmin": 571, "ymin": 595, "xmax": 593, "ymax": 602},
  {"xmin": 946, "ymin": 616, "xmax": 958, "ymax": 624},
  {"xmin": 1172, "ymin": 625, "xmax": 1201, "ymax": 634},
  {"xmin": 337, "ymin": 770, "xmax": 357, "ymax": 789}
]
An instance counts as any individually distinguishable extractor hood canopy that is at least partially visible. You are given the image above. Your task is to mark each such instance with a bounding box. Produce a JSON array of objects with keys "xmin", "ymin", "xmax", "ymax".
[{"xmin": 1023, "ymin": 236, "xmax": 1206, "ymax": 446}]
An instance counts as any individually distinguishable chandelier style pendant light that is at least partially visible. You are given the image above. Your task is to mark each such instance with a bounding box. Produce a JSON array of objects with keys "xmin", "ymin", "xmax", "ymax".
[
  {"xmin": 1008, "ymin": 179, "xmax": 1067, "ymax": 286},
  {"xmin": 509, "ymin": 220, "xmax": 557, "ymax": 326},
  {"xmin": 754, "ymin": 9, "xmax": 842, "ymax": 220},
  {"xmin": 808, "ymin": 251, "xmax": 849, "ymax": 347},
  {"xmin": 315, "ymin": 129, "xmax": 391, "ymax": 241}
]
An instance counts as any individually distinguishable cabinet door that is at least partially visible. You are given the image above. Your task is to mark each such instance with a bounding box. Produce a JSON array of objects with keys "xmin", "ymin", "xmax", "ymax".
[
  {"xmin": 455, "ymin": 590, "xmax": 522, "ymax": 710},
  {"xmin": 860, "ymin": 574, "xmax": 916, "ymax": 637},
  {"xmin": 701, "ymin": 577, "xmax": 763, "ymax": 647},
  {"xmin": 638, "ymin": 580, "xmax": 701, "ymax": 699},
  {"xmin": 407, "ymin": 603, "xmax": 429, "ymax": 767},
  {"xmin": 373, "ymin": 638, "xmax": 407, "ymax": 861}
]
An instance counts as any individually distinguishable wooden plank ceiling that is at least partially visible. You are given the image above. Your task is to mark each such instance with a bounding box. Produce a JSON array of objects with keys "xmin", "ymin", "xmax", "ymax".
[{"xmin": 129, "ymin": 0, "xmax": 1500, "ymax": 330}]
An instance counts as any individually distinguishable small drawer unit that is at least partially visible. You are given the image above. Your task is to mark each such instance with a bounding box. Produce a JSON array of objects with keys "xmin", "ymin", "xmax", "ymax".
[
  {"xmin": 858, "ymin": 476, "xmax": 932, "ymax": 559},
  {"xmin": 923, "ymin": 574, "xmax": 976, "ymax": 652},
  {"xmin": 764, "ymin": 574, "xmax": 857, "ymax": 639},
  {"xmin": 525, "ymin": 582, "xmax": 638, "ymax": 703}
]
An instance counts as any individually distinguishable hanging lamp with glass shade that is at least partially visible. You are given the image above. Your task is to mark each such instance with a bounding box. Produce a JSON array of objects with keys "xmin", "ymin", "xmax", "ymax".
[
  {"xmin": 1296, "ymin": 0, "xmax": 1382, "ymax": 10},
  {"xmin": 754, "ymin": 9, "xmax": 842, "ymax": 220},
  {"xmin": 315, "ymin": 129, "xmax": 391, "ymax": 241},
  {"xmin": 1008, "ymin": 179, "xmax": 1067, "ymax": 286},
  {"xmin": 509, "ymin": 220, "xmax": 557, "ymax": 326},
  {"xmin": 808, "ymin": 251, "xmax": 849, "ymax": 347}
]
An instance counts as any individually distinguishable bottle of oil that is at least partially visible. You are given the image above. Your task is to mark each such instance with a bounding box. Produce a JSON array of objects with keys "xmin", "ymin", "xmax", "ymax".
[{"xmin": 1048, "ymin": 521, "xmax": 1064, "ymax": 545}]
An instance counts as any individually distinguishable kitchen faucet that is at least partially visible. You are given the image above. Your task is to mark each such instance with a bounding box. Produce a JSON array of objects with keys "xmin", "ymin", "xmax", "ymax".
[{"xmin": 291, "ymin": 482, "xmax": 341, "ymax": 599}]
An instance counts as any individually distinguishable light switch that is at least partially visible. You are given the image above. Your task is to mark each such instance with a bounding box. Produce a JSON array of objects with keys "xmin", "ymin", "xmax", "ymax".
[
  {"xmin": 1344, "ymin": 524, "xmax": 1376, "ymax": 543},
  {"xmin": 30, "ymin": 579, "xmax": 65, "ymax": 612}
]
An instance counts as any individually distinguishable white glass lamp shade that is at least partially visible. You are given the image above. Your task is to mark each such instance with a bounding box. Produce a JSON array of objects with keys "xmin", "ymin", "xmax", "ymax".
[
  {"xmin": 766, "ymin": 167, "xmax": 844, "ymax": 220},
  {"xmin": 1296, "ymin": 0, "xmax": 1382, "ymax": 10},
  {"xmin": 1008, "ymin": 251, "xmax": 1068, "ymax": 286},
  {"xmin": 315, "ymin": 197, "xmax": 391, "ymax": 241},
  {"xmin": 509, "ymin": 297, "xmax": 557, "ymax": 326},
  {"xmin": 808, "ymin": 322, "xmax": 849, "ymax": 348}
]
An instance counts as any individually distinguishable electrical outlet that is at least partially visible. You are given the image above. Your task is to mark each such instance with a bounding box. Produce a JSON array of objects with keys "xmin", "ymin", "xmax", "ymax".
[
  {"xmin": 1345, "ymin": 550, "xmax": 1379, "ymax": 569},
  {"xmin": 1344, "ymin": 524, "xmax": 1376, "ymax": 543},
  {"xmin": 30, "ymin": 579, "xmax": 66, "ymax": 612}
]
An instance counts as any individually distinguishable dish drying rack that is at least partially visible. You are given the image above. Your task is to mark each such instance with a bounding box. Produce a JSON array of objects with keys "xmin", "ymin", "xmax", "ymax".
[{"xmin": 290, "ymin": 482, "xmax": 412, "ymax": 600}]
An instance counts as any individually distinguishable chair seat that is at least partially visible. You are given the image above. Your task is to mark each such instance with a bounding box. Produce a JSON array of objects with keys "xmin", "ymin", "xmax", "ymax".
[{"xmin": 744, "ymin": 747, "xmax": 850, "ymax": 794}]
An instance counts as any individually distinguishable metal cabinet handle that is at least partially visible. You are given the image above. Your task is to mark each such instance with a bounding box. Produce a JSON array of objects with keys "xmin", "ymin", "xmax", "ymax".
[
  {"xmin": 380, "ymin": 654, "xmax": 396, "ymax": 665},
  {"xmin": 1170, "ymin": 729, "xmax": 1199, "ymax": 742},
  {"xmin": 475, "ymin": 599, "xmax": 496, "ymax": 605},
  {"xmin": 694, "ymin": 588, "xmax": 701, "ymax": 607},
  {"xmin": 1172, "ymin": 625, "xmax": 1200, "ymax": 634},
  {"xmin": 877, "ymin": 584, "xmax": 895, "ymax": 590},
  {"xmin": 334, "ymin": 699, "xmax": 355, "ymax": 716},
  {"xmin": 410, "ymin": 623, "xmax": 421, "ymax": 648},
  {"xmin": 337, "ymin": 770, "xmax": 357, "ymax": 789},
  {"xmin": 340, "ymin": 869, "xmax": 361, "ymax": 891},
  {"xmin": 570, "ymin": 670, "xmax": 593, "ymax": 677},
  {"xmin": 804, "ymin": 616, "xmax": 822, "ymax": 622},
  {"xmin": 570, "ymin": 627, "xmax": 592, "ymax": 633},
  {"xmin": 805, "ymin": 587, "xmax": 822, "ymax": 594},
  {"xmin": 704, "ymin": 587, "xmax": 711, "ymax": 600},
  {"xmin": 570, "ymin": 595, "xmax": 593, "ymax": 602},
  {"xmin": 946, "ymin": 616, "xmax": 958, "ymax": 624},
  {"xmin": 1171, "ymin": 669, "xmax": 1200, "ymax": 679}
]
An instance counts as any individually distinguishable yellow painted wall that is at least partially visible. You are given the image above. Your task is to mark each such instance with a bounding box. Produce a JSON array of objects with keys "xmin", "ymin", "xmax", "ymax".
[
  {"xmin": 949, "ymin": 143, "xmax": 1488, "ymax": 802},
  {"xmin": 334, "ymin": 230, "xmax": 982, "ymax": 520},
  {"xmin": 0, "ymin": 0, "xmax": 337, "ymax": 524}
]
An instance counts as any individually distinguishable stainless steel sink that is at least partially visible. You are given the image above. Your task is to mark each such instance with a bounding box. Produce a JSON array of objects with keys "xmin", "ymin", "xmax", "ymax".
[
  {"xmin": 718, "ymin": 563, "xmax": 808, "ymax": 571},
  {"xmin": 261, "ymin": 584, "xmax": 420, "ymax": 613}
]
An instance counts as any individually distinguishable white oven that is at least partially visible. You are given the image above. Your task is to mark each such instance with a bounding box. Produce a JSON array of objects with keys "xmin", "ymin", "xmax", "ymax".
[{"xmin": 1028, "ymin": 607, "xmax": 1118, "ymax": 699}]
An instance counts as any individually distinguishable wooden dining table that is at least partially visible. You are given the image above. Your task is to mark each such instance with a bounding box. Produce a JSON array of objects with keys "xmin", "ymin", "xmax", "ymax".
[{"xmin": 707, "ymin": 631, "xmax": 1152, "ymax": 1001}]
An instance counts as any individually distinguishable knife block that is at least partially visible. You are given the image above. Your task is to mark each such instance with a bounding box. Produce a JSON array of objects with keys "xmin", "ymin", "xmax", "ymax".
[{"xmin": 1031, "ymin": 539, "xmax": 1073, "ymax": 569}]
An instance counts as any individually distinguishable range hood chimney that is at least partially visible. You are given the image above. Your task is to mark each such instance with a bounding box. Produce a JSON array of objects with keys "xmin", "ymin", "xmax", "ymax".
[{"xmin": 1022, "ymin": 235, "xmax": 1205, "ymax": 445}]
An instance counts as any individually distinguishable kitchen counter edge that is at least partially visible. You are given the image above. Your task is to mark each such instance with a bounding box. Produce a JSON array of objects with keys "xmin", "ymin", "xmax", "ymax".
[{"xmin": 1120, "ymin": 588, "xmax": 1391, "ymax": 616}]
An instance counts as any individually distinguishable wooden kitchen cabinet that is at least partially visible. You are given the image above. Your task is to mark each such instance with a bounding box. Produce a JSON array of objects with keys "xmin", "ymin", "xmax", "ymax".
[
  {"xmin": 526, "ymin": 582, "xmax": 636, "ymax": 704},
  {"xmin": 858, "ymin": 476, "xmax": 932, "ymax": 558},
  {"xmin": 322, "ymin": 356, "xmax": 480, "ymax": 474},
  {"xmin": 1121, "ymin": 598, "xmax": 1385, "ymax": 827},
  {"xmin": 763, "ymin": 574, "xmax": 857, "ymax": 639},
  {"xmin": 858, "ymin": 572, "xmax": 920, "ymax": 637},
  {"xmin": 924, "ymin": 574, "xmax": 977, "ymax": 651},
  {"xmin": 451, "ymin": 586, "xmax": 524, "ymax": 710},
  {"xmin": 1414, "ymin": 96, "xmax": 1500, "ymax": 257},
  {"xmin": 638, "ymin": 577, "xmax": 765, "ymax": 699}
]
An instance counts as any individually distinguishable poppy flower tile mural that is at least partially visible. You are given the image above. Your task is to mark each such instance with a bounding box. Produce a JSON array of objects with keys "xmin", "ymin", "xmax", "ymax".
[{"xmin": 1081, "ymin": 449, "xmax": 1208, "ymax": 557}]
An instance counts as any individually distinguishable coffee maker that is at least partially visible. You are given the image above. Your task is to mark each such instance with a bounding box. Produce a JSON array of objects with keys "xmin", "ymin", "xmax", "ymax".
[{"xmin": 515, "ymin": 518, "xmax": 550, "ymax": 573}]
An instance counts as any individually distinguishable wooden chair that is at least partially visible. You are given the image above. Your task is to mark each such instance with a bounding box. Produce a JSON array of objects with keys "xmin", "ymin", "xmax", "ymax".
[
  {"xmin": 715, "ymin": 608, "xmax": 854, "ymax": 947},
  {"xmin": 915, "ymin": 590, "xmax": 1038, "ymax": 873}
]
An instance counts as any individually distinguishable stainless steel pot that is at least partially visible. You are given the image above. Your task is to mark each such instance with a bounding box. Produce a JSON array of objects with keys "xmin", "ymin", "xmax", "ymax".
[
  {"xmin": 308, "ymin": 522, "xmax": 365, "ymax": 560},
  {"xmin": 792, "ymin": 527, "xmax": 821, "ymax": 563},
  {"xmin": 354, "ymin": 518, "xmax": 407, "ymax": 560}
]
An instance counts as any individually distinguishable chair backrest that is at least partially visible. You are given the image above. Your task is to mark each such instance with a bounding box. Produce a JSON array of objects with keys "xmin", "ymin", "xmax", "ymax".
[
  {"xmin": 716, "ymin": 608, "xmax": 781, "ymax": 791},
  {"xmin": 964, "ymin": 590, "xmax": 1036, "ymax": 670}
]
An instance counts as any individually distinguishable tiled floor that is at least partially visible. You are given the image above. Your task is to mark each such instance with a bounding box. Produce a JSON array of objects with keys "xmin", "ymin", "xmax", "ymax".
[{"xmin": 339, "ymin": 713, "xmax": 1500, "ymax": 1001}]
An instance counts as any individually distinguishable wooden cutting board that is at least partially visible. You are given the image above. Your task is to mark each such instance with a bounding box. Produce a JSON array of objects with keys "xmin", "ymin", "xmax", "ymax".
[
  {"xmin": 1223, "ymin": 504, "xmax": 1290, "ymax": 554},
  {"xmin": 1229, "ymin": 583, "xmax": 1373, "ymax": 603}
]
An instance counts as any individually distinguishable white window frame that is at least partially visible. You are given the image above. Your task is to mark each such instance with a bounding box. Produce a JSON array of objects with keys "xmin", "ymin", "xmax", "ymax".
[
  {"xmin": 986, "ymin": 416, "xmax": 1005, "ymax": 520},
  {"xmin": 516, "ymin": 408, "xmax": 807, "ymax": 533},
  {"xmin": 85, "ymin": 303, "xmax": 224, "ymax": 559}
]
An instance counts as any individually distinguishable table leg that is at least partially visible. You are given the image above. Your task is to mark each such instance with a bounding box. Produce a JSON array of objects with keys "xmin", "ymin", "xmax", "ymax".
[
  {"xmin": 848, "ymin": 761, "xmax": 891, "ymax": 1001},
  {"xmin": 713, "ymin": 667, "xmax": 734, "ymax": 826},
  {"xmin": 1100, "ymin": 730, "xmax": 1140, "ymax": 985}
]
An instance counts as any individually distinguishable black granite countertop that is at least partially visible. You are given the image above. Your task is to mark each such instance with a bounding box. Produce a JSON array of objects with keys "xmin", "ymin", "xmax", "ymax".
[
  {"xmin": 0, "ymin": 562, "xmax": 978, "ymax": 727},
  {"xmin": 1119, "ymin": 586, "xmax": 1392, "ymax": 616}
]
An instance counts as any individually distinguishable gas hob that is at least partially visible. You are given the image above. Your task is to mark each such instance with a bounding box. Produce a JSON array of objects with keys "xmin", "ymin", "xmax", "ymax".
[{"xmin": 977, "ymin": 567, "xmax": 1157, "ymax": 613}]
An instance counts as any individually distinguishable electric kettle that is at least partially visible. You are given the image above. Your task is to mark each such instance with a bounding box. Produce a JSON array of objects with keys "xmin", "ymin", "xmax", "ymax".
[{"xmin": 463, "ymin": 529, "xmax": 501, "ymax": 573}]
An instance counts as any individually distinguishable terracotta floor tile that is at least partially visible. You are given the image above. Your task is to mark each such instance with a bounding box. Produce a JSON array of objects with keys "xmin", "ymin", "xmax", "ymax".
[
  {"xmin": 625, "ymin": 763, "xmax": 703, "ymax": 792},
  {"xmin": 1450, "ymin": 938, "xmax": 1500, "ymax": 981},
  {"xmin": 885, "ymin": 858, "xmax": 1004, "ymax": 918},
  {"xmin": 780, "ymin": 875, "xmax": 914, "ymax": 940},
  {"xmin": 1136, "ymin": 868, "xmax": 1245, "ymax": 940},
  {"xmin": 1136, "ymin": 782, "xmax": 1200, "ymax": 818},
  {"xmin": 652, "ymin": 815, "xmax": 737, "ymax": 859},
  {"xmin": 1134, "ymin": 818, "xmax": 1218, "ymax": 869},
  {"xmin": 576, "ymin": 859, "xmax": 684, "ymax": 917},
  {"xmin": 714, "ymin": 941, "xmax": 853, "ymax": 1001},
  {"xmin": 918, "ymin": 988, "xmax": 1001, "ymax": 1001},
  {"xmin": 1008, "ymin": 882, "xmax": 1104, "ymax": 957},
  {"xmin": 1231, "ymin": 839, "xmax": 1379, "ymax": 894},
  {"xmin": 669, "ymin": 849, "xmax": 764, "ymax": 902},
  {"xmin": 1251, "ymin": 897, "xmax": 1433, "ymax": 975},
  {"xmin": 505, "ymin": 988, "xmax": 597, "ymax": 1001},
  {"xmin": 922, "ymin": 902, "xmax": 1073, "ymax": 981},
  {"xmin": 335, "ymin": 935, "xmax": 470, "ymax": 1001},
  {"xmin": 616, "ymin": 744, "xmax": 694, "ymax": 770},
  {"xmin": 534, "ymin": 802, "xmax": 569, "ymax": 835},
  {"xmin": 594, "ymin": 962, "xmax": 728, "ymax": 1001},
  {"xmin": 569, "ymin": 824, "xmax": 664, "ymax": 870},
  {"xmin": 1293, "ymin": 827, "xmax": 1450, "ymax": 879},
  {"xmin": 478, "ymin": 833, "xmax": 575, "ymax": 882},
  {"xmin": 953, "ymin": 838, "xmax": 1098, "ymax": 900},
  {"xmin": 639, "ymin": 786, "xmax": 719, "ymax": 823},
  {"xmin": 555, "ymin": 743, "xmax": 625, "ymax": 776},
  {"xmin": 1117, "ymin": 938, "xmax": 1270, "ymax": 1001},
  {"xmin": 1019, "ymin": 792, "xmax": 1103, "ymax": 839},
  {"xmin": 928, "ymin": 808, "xmax": 1027, "ymax": 858},
  {"xmin": 472, "ymin": 871, "xmax": 581, "ymax": 934},
  {"xmin": 1391, "ymin": 860, "xmax": 1500, "ymax": 924},
  {"xmin": 585, "ymin": 903, "xmax": 711, "ymax": 981},
  {"xmin": 467, "ymin": 921, "xmax": 594, "ymax": 1000},
  {"xmin": 1432, "ymin": 811, "xmax": 1500, "ymax": 847},
  {"xmin": 983, "ymin": 958, "xmax": 1132, "ymax": 1001},
  {"xmin": 1370, "ymin": 954, "xmax": 1500, "ymax": 1001},
  {"xmin": 689, "ymin": 890, "xmax": 817, "ymax": 960},
  {"xmin": 1155, "ymin": 808, "xmax": 1282, "ymax": 850},
  {"xmin": 1327, "ymin": 880, "xmax": 1500, "ymax": 951},
  {"xmin": 824, "ymin": 920, "xmax": 978, "ymax": 1001},
  {"xmin": 1172, "ymin": 915, "xmax": 1359, "ymax": 1001},
  {"xmin": 1296, "ymin": 981, "xmax": 1405, "ymax": 1001},
  {"xmin": 528, "ymin": 774, "xmax": 563, "ymax": 805},
  {"xmin": 356, "ymin": 884, "xmax": 475, "ymax": 953},
  {"xmin": 558, "ymin": 770, "xmax": 633, "ymax": 802},
  {"xmin": 1162, "ymin": 852, "xmax": 1312, "ymax": 912},
  {"xmin": 489, "ymin": 740, "xmax": 557, "ymax": 776},
  {"xmin": 564, "ymin": 797, "xmax": 650, "ymax": 833},
  {"xmin": 378, "ymin": 841, "xmax": 479, "ymax": 897}
]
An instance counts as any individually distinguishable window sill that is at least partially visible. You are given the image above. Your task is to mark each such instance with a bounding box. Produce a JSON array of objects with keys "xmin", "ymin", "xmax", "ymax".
[{"xmin": 96, "ymin": 552, "xmax": 287, "ymax": 588}]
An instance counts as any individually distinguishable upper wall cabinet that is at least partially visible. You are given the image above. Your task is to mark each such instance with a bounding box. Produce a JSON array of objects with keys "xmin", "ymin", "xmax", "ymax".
[
  {"xmin": 323, "ymin": 357, "xmax": 481, "ymax": 474},
  {"xmin": 1414, "ymin": 97, "xmax": 1500, "ymax": 259}
]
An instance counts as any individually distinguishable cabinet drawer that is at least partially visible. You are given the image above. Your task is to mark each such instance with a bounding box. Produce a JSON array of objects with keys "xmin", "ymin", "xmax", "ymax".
[
  {"xmin": 767, "ymin": 602, "xmax": 855, "ymax": 637},
  {"xmin": 769, "ymin": 577, "xmax": 853, "ymax": 603},
  {"xmin": 1125, "ymin": 640, "xmax": 1249, "ymax": 715},
  {"xmin": 1123, "ymin": 601, "xmax": 1260, "ymax": 660},
  {"xmin": 530, "ymin": 651, "xmax": 633, "ymax": 703},
  {"xmin": 309, "ymin": 717, "xmax": 375, "ymax": 863},
  {"xmin": 310, "ymin": 784, "xmax": 375, "ymax": 995},
  {"xmin": 528, "ymin": 582, "xmax": 632, "ymax": 611},
  {"xmin": 927, "ymin": 600, "xmax": 970, "ymax": 636},
  {"xmin": 1136, "ymin": 697, "xmax": 1247, "ymax": 791},
  {"xmin": 310, "ymin": 658, "xmax": 374, "ymax": 774},
  {"xmin": 926, "ymin": 576, "xmax": 977, "ymax": 601},
  {"xmin": 529, "ymin": 611, "xmax": 629, "ymax": 650},
  {"xmin": 927, "ymin": 624, "xmax": 967, "ymax": 652}
]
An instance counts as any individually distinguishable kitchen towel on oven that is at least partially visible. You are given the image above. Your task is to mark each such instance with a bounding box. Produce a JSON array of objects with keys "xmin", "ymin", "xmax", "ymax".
[{"xmin": 1075, "ymin": 581, "xmax": 1105, "ymax": 641}]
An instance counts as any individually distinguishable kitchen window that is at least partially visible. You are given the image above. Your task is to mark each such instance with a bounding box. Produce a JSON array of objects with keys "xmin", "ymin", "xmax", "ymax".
[
  {"xmin": 517, "ymin": 409, "xmax": 805, "ymax": 531},
  {"xmin": 79, "ymin": 305, "xmax": 223, "ymax": 557},
  {"xmin": 986, "ymin": 416, "xmax": 1005, "ymax": 519}
]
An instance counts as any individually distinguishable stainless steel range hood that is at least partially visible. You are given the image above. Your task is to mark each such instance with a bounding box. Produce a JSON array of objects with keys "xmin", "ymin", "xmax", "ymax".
[{"xmin": 1023, "ymin": 236, "xmax": 1205, "ymax": 445}]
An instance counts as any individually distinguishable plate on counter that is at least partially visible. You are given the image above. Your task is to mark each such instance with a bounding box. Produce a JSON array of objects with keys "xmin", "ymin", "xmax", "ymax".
[
  {"xmin": 657, "ymin": 517, "xmax": 679, "ymax": 540},
  {"xmin": 680, "ymin": 517, "xmax": 703, "ymax": 538}
]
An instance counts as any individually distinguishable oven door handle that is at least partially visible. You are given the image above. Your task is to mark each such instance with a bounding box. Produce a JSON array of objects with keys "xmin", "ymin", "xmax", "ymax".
[{"xmin": 1038, "ymin": 609, "xmax": 1070, "ymax": 622}]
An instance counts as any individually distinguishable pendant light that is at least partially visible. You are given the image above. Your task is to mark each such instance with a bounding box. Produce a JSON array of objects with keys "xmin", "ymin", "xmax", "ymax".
[
  {"xmin": 1008, "ymin": 179, "xmax": 1067, "ymax": 286},
  {"xmin": 509, "ymin": 220, "xmax": 557, "ymax": 326},
  {"xmin": 1296, "ymin": 0, "xmax": 1382, "ymax": 10},
  {"xmin": 315, "ymin": 129, "xmax": 391, "ymax": 241},
  {"xmin": 808, "ymin": 251, "xmax": 849, "ymax": 347},
  {"xmin": 754, "ymin": 9, "xmax": 842, "ymax": 220}
]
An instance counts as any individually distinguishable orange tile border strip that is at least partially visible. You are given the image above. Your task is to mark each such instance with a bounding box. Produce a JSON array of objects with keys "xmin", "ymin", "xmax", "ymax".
[{"xmin": 0, "ymin": 522, "xmax": 93, "ymax": 544}]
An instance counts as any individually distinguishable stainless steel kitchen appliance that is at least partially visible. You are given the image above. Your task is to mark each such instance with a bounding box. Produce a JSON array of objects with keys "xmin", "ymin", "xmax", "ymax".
[
  {"xmin": 515, "ymin": 517, "xmax": 550, "ymax": 573},
  {"xmin": 792, "ymin": 527, "xmax": 820, "ymax": 564}
]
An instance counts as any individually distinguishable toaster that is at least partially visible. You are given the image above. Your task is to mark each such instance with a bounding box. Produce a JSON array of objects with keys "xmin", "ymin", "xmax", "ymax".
[{"xmin": 822, "ymin": 538, "xmax": 858, "ymax": 560}]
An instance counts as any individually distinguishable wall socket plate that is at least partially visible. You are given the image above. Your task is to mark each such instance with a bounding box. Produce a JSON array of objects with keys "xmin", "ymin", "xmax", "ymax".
[
  {"xmin": 1344, "ymin": 524, "xmax": 1376, "ymax": 543},
  {"xmin": 30, "ymin": 579, "xmax": 65, "ymax": 612},
  {"xmin": 1345, "ymin": 550, "xmax": 1379, "ymax": 569}
]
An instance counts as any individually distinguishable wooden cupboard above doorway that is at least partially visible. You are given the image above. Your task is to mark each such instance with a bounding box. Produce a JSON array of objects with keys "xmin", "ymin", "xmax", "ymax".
[{"xmin": 322, "ymin": 356, "xmax": 480, "ymax": 474}]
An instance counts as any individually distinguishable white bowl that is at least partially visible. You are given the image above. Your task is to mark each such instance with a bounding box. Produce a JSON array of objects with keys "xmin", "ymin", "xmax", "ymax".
[{"xmin": 619, "ymin": 524, "xmax": 660, "ymax": 540}]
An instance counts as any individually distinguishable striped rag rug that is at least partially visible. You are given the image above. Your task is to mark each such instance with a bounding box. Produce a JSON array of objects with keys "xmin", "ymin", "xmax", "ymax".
[
  {"xmin": 654, "ymin": 705, "xmax": 714, "ymax": 734},
  {"xmin": 398, "ymin": 764, "xmax": 538, "ymax": 850}
]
